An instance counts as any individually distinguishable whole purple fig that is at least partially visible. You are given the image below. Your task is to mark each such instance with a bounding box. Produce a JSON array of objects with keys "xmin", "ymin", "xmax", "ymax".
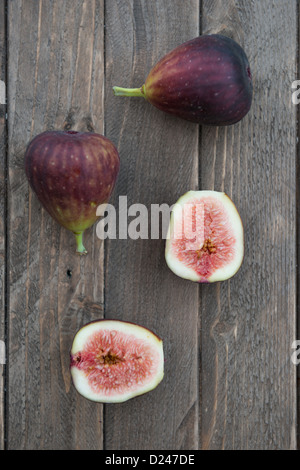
[
  {"xmin": 113, "ymin": 35, "xmax": 253, "ymax": 126},
  {"xmin": 24, "ymin": 130, "xmax": 120, "ymax": 254}
]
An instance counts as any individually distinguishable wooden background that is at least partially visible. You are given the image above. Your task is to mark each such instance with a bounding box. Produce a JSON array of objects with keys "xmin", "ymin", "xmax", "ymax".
[{"xmin": 0, "ymin": 0, "xmax": 298, "ymax": 450}]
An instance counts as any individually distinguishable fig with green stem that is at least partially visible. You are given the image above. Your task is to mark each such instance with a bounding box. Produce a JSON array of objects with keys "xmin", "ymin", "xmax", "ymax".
[
  {"xmin": 24, "ymin": 130, "xmax": 120, "ymax": 254},
  {"xmin": 113, "ymin": 34, "xmax": 253, "ymax": 126}
]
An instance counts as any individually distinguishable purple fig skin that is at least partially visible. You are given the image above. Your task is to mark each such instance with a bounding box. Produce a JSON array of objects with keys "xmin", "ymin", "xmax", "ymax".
[
  {"xmin": 114, "ymin": 35, "xmax": 253, "ymax": 126},
  {"xmin": 24, "ymin": 130, "xmax": 120, "ymax": 254}
]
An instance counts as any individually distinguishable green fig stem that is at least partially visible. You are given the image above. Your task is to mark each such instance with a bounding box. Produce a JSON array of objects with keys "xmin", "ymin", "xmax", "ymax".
[
  {"xmin": 74, "ymin": 231, "xmax": 87, "ymax": 255},
  {"xmin": 113, "ymin": 85, "xmax": 145, "ymax": 98}
]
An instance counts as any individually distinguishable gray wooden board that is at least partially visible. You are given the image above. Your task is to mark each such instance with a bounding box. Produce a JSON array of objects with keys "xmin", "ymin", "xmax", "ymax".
[
  {"xmin": 1, "ymin": 0, "xmax": 299, "ymax": 450},
  {"xmin": 297, "ymin": 0, "xmax": 300, "ymax": 450},
  {"xmin": 0, "ymin": 0, "xmax": 6, "ymax": 451},
  {"xmin": 105, "ymin": 1, "xmax": 199, "ymax": 449},
  {"xmin": 7, "ymin": 0, "xmax": 105, "ymax": 449},
  {"xmin": 200, "ymin": 0, "xmax": 298, "ymax": 450},
  {"xmin": 104, "ymin": 0, "xmax": 200, "ymax": 450}
]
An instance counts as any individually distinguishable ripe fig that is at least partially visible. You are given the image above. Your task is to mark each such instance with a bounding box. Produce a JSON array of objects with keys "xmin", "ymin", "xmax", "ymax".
[
  {"xmin": 70, "ymin": 319, "xmax": 164, "ymax": 403},
  {"xmin": 24, "ymin": 130, "xmax": 120, "ymax": 254},
  {"xmin": 165, "ymin": 191, "xmax": 244, "ymax": 282},
  {"xmin": 113, "ymin": 34, "xmax": 252, "ymax": 126}
]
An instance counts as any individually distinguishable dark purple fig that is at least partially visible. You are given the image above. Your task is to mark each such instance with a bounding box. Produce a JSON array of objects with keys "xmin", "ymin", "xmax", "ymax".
[
  {"xmin": 113, "ymin": 34, "xmax": 253, "ymax": 126},
  {"xmin": 24, "ymin": 130, "xmax": 120, "ymax": 254}
]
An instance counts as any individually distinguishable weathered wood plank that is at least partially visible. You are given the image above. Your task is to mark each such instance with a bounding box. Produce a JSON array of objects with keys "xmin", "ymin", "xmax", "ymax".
[
  {"xmin": 297, "ymin": 0, "xmax": 300, "ymax": 450},
  {"xmin": 7, "ymin": 0, "xmax": 105, "ymax": 449},
  {"xmin": 4, "ymin": 0, "xmax": 298, "ymax": 451},
  {"xmin": 0, "ymin": 0, "xmax": 6, "ymax": 451},
  {"xmin": 200, "ymin": 0, "xmax": 297, "ymax": 450},
  {"xmin": 104, "ymin": 0, "xmax": 200, "ymax": 450}
]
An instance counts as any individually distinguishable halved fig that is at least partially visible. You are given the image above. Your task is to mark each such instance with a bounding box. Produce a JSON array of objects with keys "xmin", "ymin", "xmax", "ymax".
[
  {"xmin": 165, "ymin": 191, "xmax": 244, "ymax": 283},
  {"xmin": 70, "ymin": 320, "xmax": 164, "ymax": 403}
]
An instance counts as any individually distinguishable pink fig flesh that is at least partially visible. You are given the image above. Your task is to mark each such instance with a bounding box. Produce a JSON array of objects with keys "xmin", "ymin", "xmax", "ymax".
[
  {"xmin": 165, "ymin": 191, "xmax": 244, "ymax": 283},
  {"xmin": 70, "ymin": 320, "xmax": 164, "ymax": 403}
]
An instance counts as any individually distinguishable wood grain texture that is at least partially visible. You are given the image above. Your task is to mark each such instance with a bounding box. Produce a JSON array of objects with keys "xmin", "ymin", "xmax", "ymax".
[
  {"xmin": 2, "ymin": 0, "xmax": 299, "ymax": 450},
  {"xmin": 7, "ymin": 0, "xmax": 105, "ymax": 449},
  {"xmin": 104, "ymin": 0, "xmax": 200, "ymax": 450},
  {"xmin": 0, "ymin": 0, "xmax": 6, "ymax": 451},
  {"xmin": 297, "ymin": 0, "xmax": 300, "ymax": 450},
  {"xmin": 200, "ymin": 0, "xmax": 298, "ymax": 450}
]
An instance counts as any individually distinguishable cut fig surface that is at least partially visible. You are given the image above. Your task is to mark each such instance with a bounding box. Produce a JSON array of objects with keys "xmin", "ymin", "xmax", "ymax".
[
  {"xmin": 70, "ymin": 320, "xmax": 164, "ymax": 403},
  {"xmin": 165, "ymin": 191, "xmax": 244, "ymax": 283}
]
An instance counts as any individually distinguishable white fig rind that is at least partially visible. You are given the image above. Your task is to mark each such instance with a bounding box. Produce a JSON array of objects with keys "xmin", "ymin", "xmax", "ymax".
[
  {"xmin": 70, "ymin": 320, "xmax": 164, "ymax": 403},
  {"xmin": 165, "ymin": 190, "xmax": 244, "ymax": 283}
]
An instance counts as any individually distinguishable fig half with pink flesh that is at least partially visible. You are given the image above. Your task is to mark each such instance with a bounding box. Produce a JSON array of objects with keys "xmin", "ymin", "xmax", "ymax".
[
  {"xmin": 165, "ymin": 191, "xmax": 244, "ymax": 283},
  {"xmin": 70, "ymin": 320, "xmax": 164, "ymax": 403}
]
